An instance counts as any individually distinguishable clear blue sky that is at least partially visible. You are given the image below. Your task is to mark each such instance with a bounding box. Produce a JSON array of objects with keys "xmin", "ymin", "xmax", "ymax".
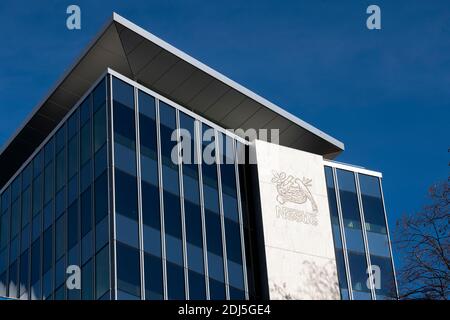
[{"xmin": 0, "ymin": 1, "xmax": 448, "ymax": 268}]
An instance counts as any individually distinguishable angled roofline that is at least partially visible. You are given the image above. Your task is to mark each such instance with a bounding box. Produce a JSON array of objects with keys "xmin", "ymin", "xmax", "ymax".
[
  {"xmin": 111, "ymin": 13, "xmax": 344, "ymax": 151},
  {"xmin": 0, "ymin": 16, "xmax": 115, "ymax": 156},
  {"xmin": 0, "ymin": 12, "xmax": 344, "ymax": 158},
  {"xmin": 0, "ymin": 12, "xmax": 345, "ymax": 190}
]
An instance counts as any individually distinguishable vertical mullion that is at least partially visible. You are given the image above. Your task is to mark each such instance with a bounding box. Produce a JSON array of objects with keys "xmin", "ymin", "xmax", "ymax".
[
  {"xmin": 6, "ymin": 189, "xmax": 11, "ymax": 298},
  {"xmin": 378, "ymin": 178, "xmax": 399, "ymax": 299},
  {"xmin": 107, "ymin": 74, "xmax": 117, "ymax": 300},
  {"xmin": 332, "ymin": 167, "xmax": 353, "ymax": 300},
  {"xmin": 134, "ymin": 87, "xmax": 145, "ymax": 300},
  {"xmin": 51, "ymin": 137, "xmax": 56, "ymax": 299},
  {"xmin": 355, "ymin": 173, "xmax": 376, "ymax": 300},
  {"xmin": 155, "ymin": 99, "xmax": 168, "ymax": 300},
  {"xmin": 87, "ymin": 96, "xmax": 95, "ymax": 300},
  {"xmin": 196, "ymin": 121, "xmax": 210, "ymax": 299},
  {"xmin": 63, "ymin": 121, "xmax": 68, "ymax": 300},
  {"xmin": 215, "ymin": 131, "xmax": 229, "ymax": 300},
  {"xmin": 27, "ymin": 168, "xmax": 33, "ymax": 299},
  {"xmin": 176, "ymin": 110, "xmax": 189, "ymax": 300},
  {"xmin": 233, "ymin": 140, "xmax": 249, "ymax": 300}
]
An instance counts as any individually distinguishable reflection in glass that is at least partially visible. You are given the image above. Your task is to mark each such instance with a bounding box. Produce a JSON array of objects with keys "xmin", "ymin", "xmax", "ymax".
[
  {"xmin": 116, "ymin": 242, "xmax": 141, "ymax": 299},
  {"xmin": 324, "ymin": 166, "xmax": 349, "ymax": 299}
]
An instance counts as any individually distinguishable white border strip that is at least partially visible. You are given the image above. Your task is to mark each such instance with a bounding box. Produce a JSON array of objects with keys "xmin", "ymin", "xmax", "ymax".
[
  {"xmin": 108, "ymin": 68, "xmax": 250, "ymax": 146},
  {"xmin": 324, "ymin": 160, "xmax": 382, "ymax": 178}
]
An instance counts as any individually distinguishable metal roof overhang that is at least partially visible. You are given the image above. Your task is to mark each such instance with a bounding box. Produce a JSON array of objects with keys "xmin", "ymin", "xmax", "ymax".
[{"xmin": 0, "ymin": 13, "xmax": 344, "ymax": 190}]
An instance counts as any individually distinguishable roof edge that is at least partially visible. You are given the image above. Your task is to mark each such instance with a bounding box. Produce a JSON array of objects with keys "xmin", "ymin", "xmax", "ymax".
[
  {"xmin": 112, "ymin": 12, "xmax": 344, "ymax": 151},
  {"xmin": 0, "ymin": 14, "xmax": 116, "ymax": 157}
]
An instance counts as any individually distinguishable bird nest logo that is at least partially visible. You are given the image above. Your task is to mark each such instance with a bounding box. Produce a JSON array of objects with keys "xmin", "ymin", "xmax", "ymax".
[{"xmin": 271, "ymin": 171, "xmax": 319, "ymax": 226}]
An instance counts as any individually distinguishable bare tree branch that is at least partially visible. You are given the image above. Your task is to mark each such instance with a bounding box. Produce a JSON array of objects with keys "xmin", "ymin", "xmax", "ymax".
[{"xmin": 393, "ymin": 177, "xmax": 449, "ymax": 300}]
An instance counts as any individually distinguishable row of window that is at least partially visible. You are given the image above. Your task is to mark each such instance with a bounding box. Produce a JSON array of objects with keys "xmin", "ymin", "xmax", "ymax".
[
  {"xmin": 0, "ymin": 77, "xmax": 111, "ymax": 300},
  {"xmin": 111, "ymin": 77, "xmax": 248, "ymax": 300},
  {"xmin": 325, "ymin": 166, "xmax": 397, "ymax": 300}
]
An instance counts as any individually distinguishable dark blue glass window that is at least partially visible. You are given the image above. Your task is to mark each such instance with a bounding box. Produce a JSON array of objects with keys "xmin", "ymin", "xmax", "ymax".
[
  {"xmin": 43, "ymin": 226, "xmax": 53, "ymax": 273},
  {"xmin": 19, "ymin": 249, "xmax": 29, "ymax": 297},
  {"xmin": 1, "ymin": 188, "xmax": 10, "ymax": 213},
  {"xmin": 56, "ymin": 149, "xmax": 66, "ymax": 192},
  {"xmin": 188, "ymin": 269, "xmax": 206, "ymax": 300},
  {"xmin": 0, "ymin": 272, "xmax": 6, "ymax": 297},
  {"xmin": 144, "ymin": 252, "xmax": 163, "ymax": 300},
  {"xmin": 95, "ymin": 244, "xmax": 109, "ymax": 299},
  {"xmin": 68, "ymin": 201, "xmax": 79, "ymax": 250},
  {"xmin": 115, "ymin": 169, "xmax": 138, "ymax": 221},
  {"xmin": 95, "ymin": 217, "xmax": 109, "ymax": 252},
  {"xmin": 164, "ymin": 191, "xmax": 183, "ymax": 265},
  {"xmin": 11, "ymin": 175, "xmax": 21, "ymax": 202},
  {"xmin": 324, "ymin": 166, "xmax": 349, "ymax": 299},
  {"xmin": 80, "ymin": 122, "xmax": 92, "ymax": 166},
  {"xmin": 33, "ymin": 151, "xmax": 44, "ymax": 178},
  {"xmin": 55, "ymin": 256, "xmax": 65, "ymax": 289},
  {"xmin": 31, "ymin": 239, "xmax": 40, "ymax": 286},
  {"xmin": 139, "ymin": 91, "xmax": 158, "ymax": 185},
  {"xmin": 11, "ymin": 200, "xmax": 20, "ymax": 238},
  {"xmin": 94, "ymin": 105, "xmax": 106, "ymax": 153},
  {"xmin": 229, "ymin": 286, "xmax": 246, "ymax": 300},
  {"xmin": 93, "ymin": 78, "xmax": 106, "ymax": 112},
  {"xmin": 55, "ymin": 187, "xmax": 66, "ymax": 219},
  {"xmin": 224, "ymin": 218, "xmax": 244, "ymax": 290},
  {"xmin": 44, "ymin": 138, "xmax": 54, "ymax": 166},
  {"xmin": 359, "ymin": 175, "xmax": 387, "ymax": 234},
  {"xmin": 80, "ymin": 160, "xmax": 91, "ymax": 193},
  {"xmin": 55, "ymin": 214, "xmax": 66, "ymax": 260},
  {"xmin": 81, "ymin": 187, "xmax": 92, "ymax": 237},
  {"xmin": 68, "ymin": 135, "xmax": 79, "ymax": 179},
  {"xmin": 81, "ymin": 259, "xmax": 93, "ymax": 300},
  {"xmin": 113, "ymin": 78, "xmax": 134, "ymax": 109},
  {"xmin": 209, "ymin": 278, "xmax": 226, "ymax": 300},
  {"xmin": 80, "ymin": 97, "xmax": 91, "ymax": 126},
  {"xmin": 82, "ymin": 231, "xmax": 93, "ymax": 265},
  {"xmin": 116, "ymin": 213, "xmax": 139, "ymax": 249},
  {"xmin": 347, "ymin": 251, "xmax": 371, "ymax": 297},
  {"xmin": 22, "ymin": 164, "xmax": 32, "ymax": 191},
  {"xmin": 142, "ymin": 181, "xmax": 161, "ymax": 256},
  {"xmin": 94, "ymin": 143, "xmax": 107, "ymax": 179},
  {"xmin": 32, "ymin": 175, "xmax": 42, "ymax": 216},
  {"xmin": 370, "ymin": 255, "xmax": 396, "ymax": 298},
  {"xmin": 117, "ymin": 242, "xmax": 141, "ymax": 299},
  {"xmin": 9, "ymin": 260, "xmax": 18, "ymax": 298},
  {"xmin": 68, "ymin": 174, "xmax": 78, "ymax": 206},
  {"xmin": 68, "ymin": 109, "xmax": 79, "ymax": 140},
  {"xmin": 113, "ymin": 78, "xmax": 136, "ymax": 179},
  {"xmin": 166, "ymin": 261, "xmax": 185, "ymax": 300},
  {"xmin": 337, "ymin": 170, "xmax": 361, "ymax": 229},
  {"xmin": 94, "ymin": 172, "xmax": 108, "ymax": 224},
  {"xmin": 44, "ymin": 161, "xmax": 54, "ymax": 204},
  {"xmin": 32, "ymin": 213, "xmax": 41, "ymax": 241},
  {"xmin": 21, "ymin": 187, "xmax": 31, "ymax": 227},
  {"xmin": 55, "ymin": 124, "xmax": 66, "ymax": 153}
]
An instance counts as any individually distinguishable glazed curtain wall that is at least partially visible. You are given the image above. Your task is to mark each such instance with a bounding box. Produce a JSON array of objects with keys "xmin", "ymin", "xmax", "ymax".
[
  {"xmin": 111, "ymin": 76, "xmax": 248, "ymax": 300},
  {"xmin": 324, "ymin": 166, "xmax": 397, "ymax": 300},
  {"xmin": 0, "ymin": 76, "xmax": 111, "ymax": 300}
]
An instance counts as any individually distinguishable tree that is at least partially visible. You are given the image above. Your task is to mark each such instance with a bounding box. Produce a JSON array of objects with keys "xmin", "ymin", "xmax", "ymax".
[{"xmin": 394, "ymin": 178, "xmax": 449, "ymax": 299}]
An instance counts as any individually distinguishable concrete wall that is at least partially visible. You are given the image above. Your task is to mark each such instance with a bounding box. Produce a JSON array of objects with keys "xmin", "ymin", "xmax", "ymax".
[{"xmin": 251, "ymin": 139, "xmax": 340, "ymax": 300}]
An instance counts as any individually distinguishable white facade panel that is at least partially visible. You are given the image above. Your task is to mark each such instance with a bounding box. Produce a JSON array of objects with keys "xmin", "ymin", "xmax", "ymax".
[{"xmin": 252, "ymin": 139, "xmax": 340, "ymax": 300}]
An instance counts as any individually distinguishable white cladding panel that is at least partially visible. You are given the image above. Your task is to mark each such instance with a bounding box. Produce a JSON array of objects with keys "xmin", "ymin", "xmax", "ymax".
[{"xmin": 252, "ymin": 139, "xmax": 340, "ymax": 300}]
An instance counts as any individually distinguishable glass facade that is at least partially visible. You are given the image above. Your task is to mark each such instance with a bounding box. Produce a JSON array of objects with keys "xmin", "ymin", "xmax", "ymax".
[
  {"xmin": 0, "ymin": 76, "xmax": 110, "ymax": 300},
  {"xmin": 110, "ymin": 76, "xmax": 249, "ymax": 300},
  {"xmin": 324, "ymin": 165, "xmax": 397, "ymax": 300},
  {"xmin": 0, "ymin": 69, "xmax": 395, "ymax": 301}
]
